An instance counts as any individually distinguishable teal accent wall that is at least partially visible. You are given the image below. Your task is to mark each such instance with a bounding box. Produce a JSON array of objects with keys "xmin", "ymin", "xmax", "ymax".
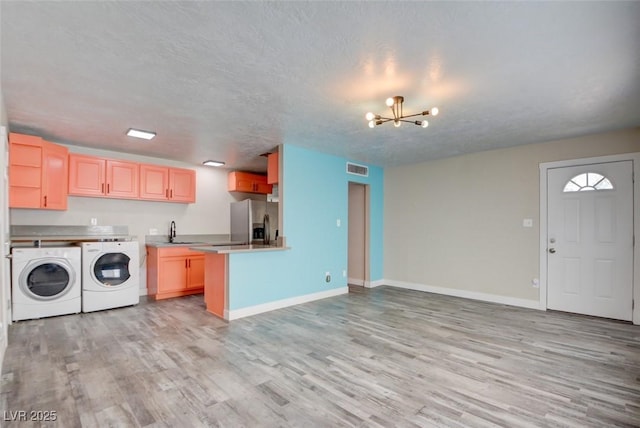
[{"xmin": 227, "ymin": 144, "xmax": 383, "ymax": 310}]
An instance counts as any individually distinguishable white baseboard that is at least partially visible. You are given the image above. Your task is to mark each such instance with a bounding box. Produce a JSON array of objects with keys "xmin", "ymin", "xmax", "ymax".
[
  {"xmin": 385, "ymin": 279, "xmax": 542, "ymax": 310},
  {"xmin": 348, "ymin": 278, "xmax": 365, "ymax": 286},
  {"xmin": 366, "ymin": 279, "xmax": 385, "ymax": 288},
  {"xmin": 226, "ymin": 286, "xmax": 349, "ymax": 320}
]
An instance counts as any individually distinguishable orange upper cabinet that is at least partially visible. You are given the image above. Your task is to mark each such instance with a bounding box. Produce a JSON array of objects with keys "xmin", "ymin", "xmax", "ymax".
[
  {"xmin": 228, "ymin": 171, "xmax": 273, "ymax": 194},
  {"xmin": 139, "ymin": 164, "xmax": 168, "ymax": 200},
  {"xmin": 267, "ymin": 152, "xmax": 279, "ymax": 184},
  {"xmin": 42, "ymin": 142, "xmax": 69, "ymax": 210},
  {"xmin": 107, "ymin": 159, "xmax": 139, "ymax": 198},
  {"xmin": 139, "ymin": 164, "xmax": 196, "ymax": 203},
  {"xmin": 9, "ymin": 133, "xmax": 68, "ymax": 210},
  {"xmin": 169, "ymin": 167, "xmax": 196, "ymax": 202},
  {"xmin": 69, "ymin": 154, "xmax": 139, "ymax": 199}
]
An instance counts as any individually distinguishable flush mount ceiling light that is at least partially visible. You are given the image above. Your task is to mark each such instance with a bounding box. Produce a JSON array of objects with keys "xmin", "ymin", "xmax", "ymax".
[
  {"xmin": 126, "ymin": 128, "xmax": 156, "ymax": 140},
  {"xmin": 365, "ymin": 96, "xmax": 439, "ymax": 128},
  {"xmin": 202, "ymin": 160, "xmax": 225, "ymax": 167}
]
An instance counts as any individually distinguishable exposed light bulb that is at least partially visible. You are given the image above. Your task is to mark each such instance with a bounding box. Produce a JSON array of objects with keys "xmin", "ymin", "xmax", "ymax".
[
  {"xmin": 368, "ymin": 120, "xmax": 375, "ymax": 128},
  {"xmin": 431, "ymin": 107, "xmax": 439, "ymax": 116},
  {"xmin": 386, "ymin": 97, "xmax": 395, "ymax": 107},
  {"xmin": 421, "ymin": 120, "xmax": 429, "ymax": 128},
  {"xmin": 394, "ymin": 120, "xmax": 401, "ymax": 128},
  {"xmin": 365, "ymin": 112, "xmax": 375, "ymax": 121}
]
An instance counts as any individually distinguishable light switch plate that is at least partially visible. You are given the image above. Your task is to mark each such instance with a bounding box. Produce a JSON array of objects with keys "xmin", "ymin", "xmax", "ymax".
[{"xmin": 523, "ymin": 218, "xmax": 533, "ymax": 228}]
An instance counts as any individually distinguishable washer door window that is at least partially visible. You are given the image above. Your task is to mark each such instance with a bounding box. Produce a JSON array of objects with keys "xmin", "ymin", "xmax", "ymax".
[
  {"xmin": 22, "ymin": 260, "xmax": 74, "ymax": 300},
  {"xmin": 94, "ymin": 252, "xmax": 131, "ymax": 287}
]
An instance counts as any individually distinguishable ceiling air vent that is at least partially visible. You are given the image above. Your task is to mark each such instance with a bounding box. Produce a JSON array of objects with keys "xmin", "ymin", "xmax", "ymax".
[{"xmin": 346, "ymin": 162, "xmax": 368, "ymax": 177}]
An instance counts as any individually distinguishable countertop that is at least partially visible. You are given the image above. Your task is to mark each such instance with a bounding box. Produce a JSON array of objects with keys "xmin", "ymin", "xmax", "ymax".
[
  {"xmin": 11, "ymin": 235, "xmax": 135, "ymax": 242},
  {"xmin": 192, "ymin": 245, "xmax": 291, "ymax": 254},
  {"xmin": 146, "ymin": 241, "xmax": 245, "ymax": 248},
  {"xmin": 10, "ymin": 225, "xmax": 135, "ymax": 242}
]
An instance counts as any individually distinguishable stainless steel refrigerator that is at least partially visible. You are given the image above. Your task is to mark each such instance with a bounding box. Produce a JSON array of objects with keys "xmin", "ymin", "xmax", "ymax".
[{"xmin": 230, "ymin": 199, "xmax": 279, "ymax": 245}]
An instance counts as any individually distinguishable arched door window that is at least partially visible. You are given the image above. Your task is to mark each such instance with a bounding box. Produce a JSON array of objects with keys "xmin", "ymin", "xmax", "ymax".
[{"xmin": 563, "ymin": 172, "xmax": 613, "ymax": 192}]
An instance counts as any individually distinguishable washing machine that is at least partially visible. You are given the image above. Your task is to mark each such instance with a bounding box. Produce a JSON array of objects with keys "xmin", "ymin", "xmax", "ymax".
[
  {"xmin": 80, "ymin": 241, "xmax": 140, "ymax": 312},
  {"xmin": 11, "ymin": 246, "xmax": 82, "ymax": 321}
]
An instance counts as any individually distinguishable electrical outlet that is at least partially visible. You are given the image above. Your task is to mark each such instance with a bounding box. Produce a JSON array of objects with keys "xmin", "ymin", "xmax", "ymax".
[
  {"xmin": 325, "ymin": 272, "xmax": 331, "ymax": 283},
  {"xmin": 343, "ymin": 270, "xmax": 346, "ymax": 277},
  {"xmin": 532, "ymin": 278, "xmax": 539, "ymax": 288},
  {"xmin": 523, "ymin": 218, "xmax": 533, "ymax": 228},
  {"xmin": 336, "ymin": 219, "xmax": 341, "ymax": 227},
  {"xmin": 90, "ymin": 218, "xmax": 98, "ymax": 226},
  {"xmin": 149, "ymin": 228, "xmax": 158, "ymax": 235}
]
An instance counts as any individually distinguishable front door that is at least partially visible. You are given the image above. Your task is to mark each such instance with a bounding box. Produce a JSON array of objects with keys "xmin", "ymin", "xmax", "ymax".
[{"xmin": 547, "ymin": 161, "xmax": 633, "ymax": 320}]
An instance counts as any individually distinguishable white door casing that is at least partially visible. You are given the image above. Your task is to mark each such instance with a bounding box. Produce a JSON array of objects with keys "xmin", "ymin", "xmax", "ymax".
[
  {"xmin": 0, "ymin": 126, "xmax": 9, "ymax": 367},
  {"xmin": 540, "ymin": 153, "xmax": 639, "ymax": 324},
  {"xmin": 347, "ymin": 182, "xmax": 369, "ymax": 286}
]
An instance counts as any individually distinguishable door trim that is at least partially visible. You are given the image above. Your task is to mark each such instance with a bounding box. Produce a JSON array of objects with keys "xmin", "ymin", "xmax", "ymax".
[
  {"xmin": 348, "ymin": 181, "xmax": 370, "ymax": 287},
  {"xmin": 539, "ymin": 152, "xmax": 640, "ymax": 324}
]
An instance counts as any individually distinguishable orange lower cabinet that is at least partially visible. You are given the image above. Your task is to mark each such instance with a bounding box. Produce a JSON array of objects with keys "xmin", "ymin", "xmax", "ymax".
[
  {"xmin": 146, "ymin": 246, "xmax": 205, "ymax": 300},
  {"xmin": 186, "ymin": 254, "xmax": 205, "ymax": 290},
  {"xmin": 204, "ymin": 253, "xmax": 226, "ymax": 319}
]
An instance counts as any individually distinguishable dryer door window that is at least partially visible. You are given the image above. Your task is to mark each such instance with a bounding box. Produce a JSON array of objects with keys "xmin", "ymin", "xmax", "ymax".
[
  {"xmin": 94, "ymin": 252, "xmax": 131, "ymax": 286},
  {"xmin": 26, "ymin": 263, "xmax": 72, "ymax": 299}
]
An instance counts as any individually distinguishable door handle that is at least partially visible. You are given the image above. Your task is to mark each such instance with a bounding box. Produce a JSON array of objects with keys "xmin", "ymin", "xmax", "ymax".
[{"xmin": 549, "ymin": 248, "xmax": 556, "ymax": 254}]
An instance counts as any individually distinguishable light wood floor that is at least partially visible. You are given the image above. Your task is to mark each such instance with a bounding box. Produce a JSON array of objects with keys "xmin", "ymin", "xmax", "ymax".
[{"xmin": 1, "ymin": 286, "xmax": 639, "ymax": 427}]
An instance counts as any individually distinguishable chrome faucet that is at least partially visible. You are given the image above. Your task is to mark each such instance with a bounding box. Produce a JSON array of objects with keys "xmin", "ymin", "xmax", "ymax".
[{"xmin": 169, "ymin": 221, "xmax": 176, "ymax": 243}]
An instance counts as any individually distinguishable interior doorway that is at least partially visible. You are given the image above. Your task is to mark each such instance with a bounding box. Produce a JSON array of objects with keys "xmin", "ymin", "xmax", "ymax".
[{"xmin": 348, "ymin": 182, "xmax": 369, "ymax": 287}]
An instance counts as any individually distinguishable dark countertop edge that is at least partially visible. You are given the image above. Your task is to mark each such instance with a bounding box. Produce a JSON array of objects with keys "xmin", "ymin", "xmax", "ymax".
[
  {"xmin": 191, "ymin": 245, "xmax": 291, "ymax": 254},
  {"xmin": 146, "ymin": 241, "xmax": 245, "ymax": 248},
  {"xmin": 11, "ymin": 235, "xmax": 137, "ymax": 241}
]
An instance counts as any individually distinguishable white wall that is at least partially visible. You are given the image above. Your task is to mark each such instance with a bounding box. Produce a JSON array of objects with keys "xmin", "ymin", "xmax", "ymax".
[
  {"xmin": 384, "ymin": 128, "xmax": 640, "ymax": 303},
  {"xmin": 10, "ymin": 143, "xmax": 263, "ymax": 294}
]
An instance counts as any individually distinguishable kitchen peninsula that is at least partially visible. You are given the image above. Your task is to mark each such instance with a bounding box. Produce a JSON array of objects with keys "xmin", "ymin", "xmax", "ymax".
[{"xmin": 192, "ymin": 244, "xmax": 290, "ymax": 320}]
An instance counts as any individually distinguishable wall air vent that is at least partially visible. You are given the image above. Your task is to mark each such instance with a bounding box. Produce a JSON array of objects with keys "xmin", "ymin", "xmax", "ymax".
[{"xmin": 346, "ymin": 162, "xmax": 369, "ymax": 177}]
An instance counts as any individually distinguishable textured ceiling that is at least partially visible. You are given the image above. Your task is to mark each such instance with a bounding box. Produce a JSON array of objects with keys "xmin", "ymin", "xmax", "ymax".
[{"xmin": 2, "ymin": 1, "xmax": 640, "ymax": 171}]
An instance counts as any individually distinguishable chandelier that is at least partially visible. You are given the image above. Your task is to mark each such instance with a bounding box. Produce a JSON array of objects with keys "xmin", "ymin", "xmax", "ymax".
[{"xmin": 365, "ymin": 96, "xmax": 439, "ymax": 128}]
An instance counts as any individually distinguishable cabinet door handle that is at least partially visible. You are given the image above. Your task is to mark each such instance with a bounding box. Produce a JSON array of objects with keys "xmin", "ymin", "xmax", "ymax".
[
  {"xmin": 166, "ymin": 189, "xmax": 169, "ymax": 198},
  {"xmin": 188, "ymin": 259, "xmax": 191, "ymax": 268},
  {"xmin": 102, "ymin": 183, "xmax": 105, "ymax": 193},
  {"xmin": 43, "ymin": 196, "xmax": 47, "ymax": 207},
  {"xmin": 170, "ymin": 189, "xmax": 173, "ymax": 199},
  {"xmin": 185, "ymin": 259, "xmax": 188, "ymax": 269},
  {"xmin": 107, "ymin": 183, "xmax": 110, "ymax": 194}
]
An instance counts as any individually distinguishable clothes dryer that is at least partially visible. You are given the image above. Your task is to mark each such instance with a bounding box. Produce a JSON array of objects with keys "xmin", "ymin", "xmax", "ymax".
[
  {"xmin": 11, "ymin": 246, "xmax": 82, "ymax": 321},
  {"xmin": 80, "ymin": 241, "xmax": 140, "ymax": 312}
]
